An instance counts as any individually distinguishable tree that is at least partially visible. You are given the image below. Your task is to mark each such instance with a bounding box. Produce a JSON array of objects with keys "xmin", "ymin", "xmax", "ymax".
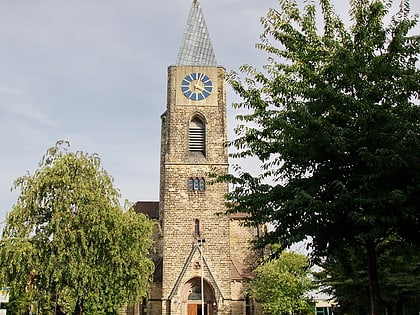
[
  {"xmin": 316, "ymin": 243, "xmax": 371, "ymax": 315},
  {"xmin": 316, "ymin": 237, "xmax": 420, "ymax": 315},
  {"xmin": 250, "ymin": 251, "xmax": 314, "ymax": 315},
  {"xmin": 0, "ymin": 141, "xmax": 155, "ymax": 315},
  {"xmin": 378, "ymin": 241, "xmax": 420, "ymax": 315},
  {"xmin": 221, "ymin": 1, "xmax": 420, "ymax": 315}
]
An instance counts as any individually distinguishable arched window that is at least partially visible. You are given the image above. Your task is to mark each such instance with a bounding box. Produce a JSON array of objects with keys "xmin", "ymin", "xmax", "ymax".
[
  {"xmin": 188, "ymin": 178, "xmax": 194, "ymax": 191},
  {"xmin": 188, "ymin": 178, "xmax": 206, "ymax": 191},
  {"xmin": 189, "ymin": 117, "xmax": 205, "ymax": 154},
  {"xmin": 188, "ymin": 286, "xmax": 202, "ymax": 300},
  {"xmin": 199, "ymin": 178, "xmax": 205, "ymax": 191},
  {"xmin": 246, "ymin": 294, "xmax": 252, "ymax": 315}
]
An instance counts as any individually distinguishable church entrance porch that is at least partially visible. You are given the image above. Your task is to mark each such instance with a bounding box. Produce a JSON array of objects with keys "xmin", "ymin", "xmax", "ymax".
[{"xmin": 181, "ymin": 278, "xmax": 216, "ymax": 315}]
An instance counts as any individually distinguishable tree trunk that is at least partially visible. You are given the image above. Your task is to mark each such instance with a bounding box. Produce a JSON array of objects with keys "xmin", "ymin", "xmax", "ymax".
[
  {"xmin": 366, "ymin": 240, "xmax": 382, "ymax": 315},
  {"xmin": 74, "ymin": 297, "xmax": 83, "ymax": 315},
  {"xmin": 396, "ymin": 298, "xmax": 404, "ymax": 315}
]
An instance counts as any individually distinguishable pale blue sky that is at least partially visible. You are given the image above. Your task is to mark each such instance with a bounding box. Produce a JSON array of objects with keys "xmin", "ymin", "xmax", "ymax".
[
  {"xmin": 0, "ymin": 0, "xmax": 272, "ymax": 230},
  {"xmin": 0, "ymin": 0, "xmax": 418, "ymax": 231}
]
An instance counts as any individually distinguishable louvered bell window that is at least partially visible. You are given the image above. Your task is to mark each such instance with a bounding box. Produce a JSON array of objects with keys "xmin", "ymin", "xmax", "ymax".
[{"xmin": 189, "ymin": 118, "xmax": 205, "ymax": 154}]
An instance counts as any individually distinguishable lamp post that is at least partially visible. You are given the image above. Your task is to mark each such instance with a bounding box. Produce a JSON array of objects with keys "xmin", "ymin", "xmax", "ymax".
[{"xmin": 197, "ymin": 239, "xmax": 205, "ymax": 315}]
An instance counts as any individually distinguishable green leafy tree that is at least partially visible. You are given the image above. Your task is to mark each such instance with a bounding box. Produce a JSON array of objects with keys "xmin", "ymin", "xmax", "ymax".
[
  {"xmin": 0, "ymin": 141, "xmax": 155, "ymax": 315},
  {"xmin": 378, "ymin": 241, "xmax": 420, "ymax": 315},
  {"xmin": 317, "ymin": 237, "xmax": 420, "ymax": 315},
  {"xmin": 251, "ymin": 251, "xmax": 314, "ymax": 315},
  {"xmin": 221, "ymin": 1, "xmax": 420, "ymax": 315},
  {"xmin": 316, "ymin": 243, "xmax": 371, "ymax": 315}
]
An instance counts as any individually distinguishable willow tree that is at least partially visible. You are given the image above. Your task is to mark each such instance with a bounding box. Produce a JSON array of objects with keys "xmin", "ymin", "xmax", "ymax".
[
  {"xmin": 0, "ymin": 141, "xmax": 154, "ymax": 315},
  {"xmin": 222, "ymin": 1, "xmax": 420, "ymax": 315}
]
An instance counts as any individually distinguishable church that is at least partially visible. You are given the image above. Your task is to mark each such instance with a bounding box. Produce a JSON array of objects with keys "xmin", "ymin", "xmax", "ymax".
[{"xmin": 133, "ymin": 1, "xmax": 262, "ymax": 314}]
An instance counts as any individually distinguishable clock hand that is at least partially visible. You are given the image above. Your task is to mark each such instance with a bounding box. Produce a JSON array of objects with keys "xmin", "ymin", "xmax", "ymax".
[{"xmin": 194, "ymin": 84, "xmax": 205, "ymax": 92}]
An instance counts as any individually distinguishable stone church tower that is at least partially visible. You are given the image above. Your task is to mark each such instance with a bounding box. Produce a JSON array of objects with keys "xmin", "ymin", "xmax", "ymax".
[{"xmin": 133, "ymin": 1, "xmax": 262, "ymax": 315}]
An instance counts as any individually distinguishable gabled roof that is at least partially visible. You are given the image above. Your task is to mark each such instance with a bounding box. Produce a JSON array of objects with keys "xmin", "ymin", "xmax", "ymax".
[
  {"xmin": 168, "ymin": 243, "xmax": 225, "ymax": 300},
  {"xmin": 176, "ymin": 0, "xmax": 217, "ymax": 66}
]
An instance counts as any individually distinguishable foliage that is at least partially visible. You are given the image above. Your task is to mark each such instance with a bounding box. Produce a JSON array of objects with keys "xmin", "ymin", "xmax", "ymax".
[
  {"xmin": 316, "ymin": 243, "xmax": 370, "ymax": 315},
  {"xmin": 250, "ymin": 251, "xmax": 314, "ymax": 315},
  {"xmin": 221, "ymin": 0, "xmax": 419, "ymax": 314},
  {"xmin": 0, "ymin": 141, "xmax": 155, "ymax": 315},
  {"xmin": 378, "ymin": 241, "xmax": 420, "ymax": 312},
  {"xmin": 316, "ymin": 237, "xmax": 420, "ymax": 315}
]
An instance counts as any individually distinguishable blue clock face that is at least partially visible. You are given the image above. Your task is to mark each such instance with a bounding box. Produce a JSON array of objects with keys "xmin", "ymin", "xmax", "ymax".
[{"xmin": 181, "ymin": 72, "xmax": 213, "ymax": 101}]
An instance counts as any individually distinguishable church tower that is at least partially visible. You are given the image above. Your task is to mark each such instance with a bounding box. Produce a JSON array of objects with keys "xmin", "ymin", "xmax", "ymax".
[
  {"xmin": 134, "ymin": 1, "xmax": 261, "ymax": 315},
  {"xmin": 159, "ymin": 0, "xmax": 230, "ymax": 314}
]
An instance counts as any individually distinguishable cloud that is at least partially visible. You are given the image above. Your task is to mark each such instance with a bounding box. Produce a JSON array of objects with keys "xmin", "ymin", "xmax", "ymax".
[{"xmin": 0, "ymin": 0, "xmax": 418, "ymax": 231}]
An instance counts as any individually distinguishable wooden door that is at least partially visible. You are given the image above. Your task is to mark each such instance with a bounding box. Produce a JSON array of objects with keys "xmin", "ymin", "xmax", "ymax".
[
  {"xmin": 188, "ymin": 304, "xmax": 198, "ymax": 315},
  {"xmin": 188, "ymin": 304, "xmax": 209, "ymax": 315}
]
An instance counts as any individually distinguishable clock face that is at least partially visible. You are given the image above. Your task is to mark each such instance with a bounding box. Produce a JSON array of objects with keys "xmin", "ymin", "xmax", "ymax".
[{"xmin": 181, "ymin": 72, "xmax": 213, "ymax": 101}]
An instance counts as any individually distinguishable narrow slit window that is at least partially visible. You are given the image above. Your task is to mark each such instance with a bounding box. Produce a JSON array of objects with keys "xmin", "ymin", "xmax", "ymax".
[
  {"xmin": 194, "ymin": 219, "xmax": 200, "ymax": 237},
  {"xmin": 199, "ymin": 178, "xmax": 205, "ymax": 191}
]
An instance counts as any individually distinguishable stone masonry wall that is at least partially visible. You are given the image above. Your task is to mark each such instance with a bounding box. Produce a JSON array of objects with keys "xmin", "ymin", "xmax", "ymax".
[
  {"xmin": 159, "ymin": 66, "xmax": 232, "ymax": 315},
  {"xmin": 146, "ymin": 64, "xmax": 263, "ymax": 315}
]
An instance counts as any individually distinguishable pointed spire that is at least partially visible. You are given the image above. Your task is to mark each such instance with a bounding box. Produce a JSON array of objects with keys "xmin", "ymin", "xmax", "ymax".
[{"xmin": 177, "ymin": 0, "xmax": 217, "ymax": 66}]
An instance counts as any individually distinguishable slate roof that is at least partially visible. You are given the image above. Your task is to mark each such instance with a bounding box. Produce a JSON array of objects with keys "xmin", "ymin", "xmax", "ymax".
[
  {"xmin": 231, "ymin": 257, "xmax": 255, "ymax": 281},
  {"xmin": 135, "ymin": 201, "xmax": 159, "ymax": 219},
  {"xmin": 176, "ymin": 0, "xmax": 217, "ymax": 66}
]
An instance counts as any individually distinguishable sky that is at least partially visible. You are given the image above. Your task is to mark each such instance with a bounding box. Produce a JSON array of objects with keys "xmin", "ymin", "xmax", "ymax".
[{"xmin": 0, "ymin": 0, "xmax": 419, "ymax": 231}]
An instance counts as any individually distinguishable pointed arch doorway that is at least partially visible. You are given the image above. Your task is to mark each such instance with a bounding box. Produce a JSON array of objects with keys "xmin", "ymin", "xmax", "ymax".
[{"xmin": 181, "ymin": 277, "xmax": 216, "ymax": 315}]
